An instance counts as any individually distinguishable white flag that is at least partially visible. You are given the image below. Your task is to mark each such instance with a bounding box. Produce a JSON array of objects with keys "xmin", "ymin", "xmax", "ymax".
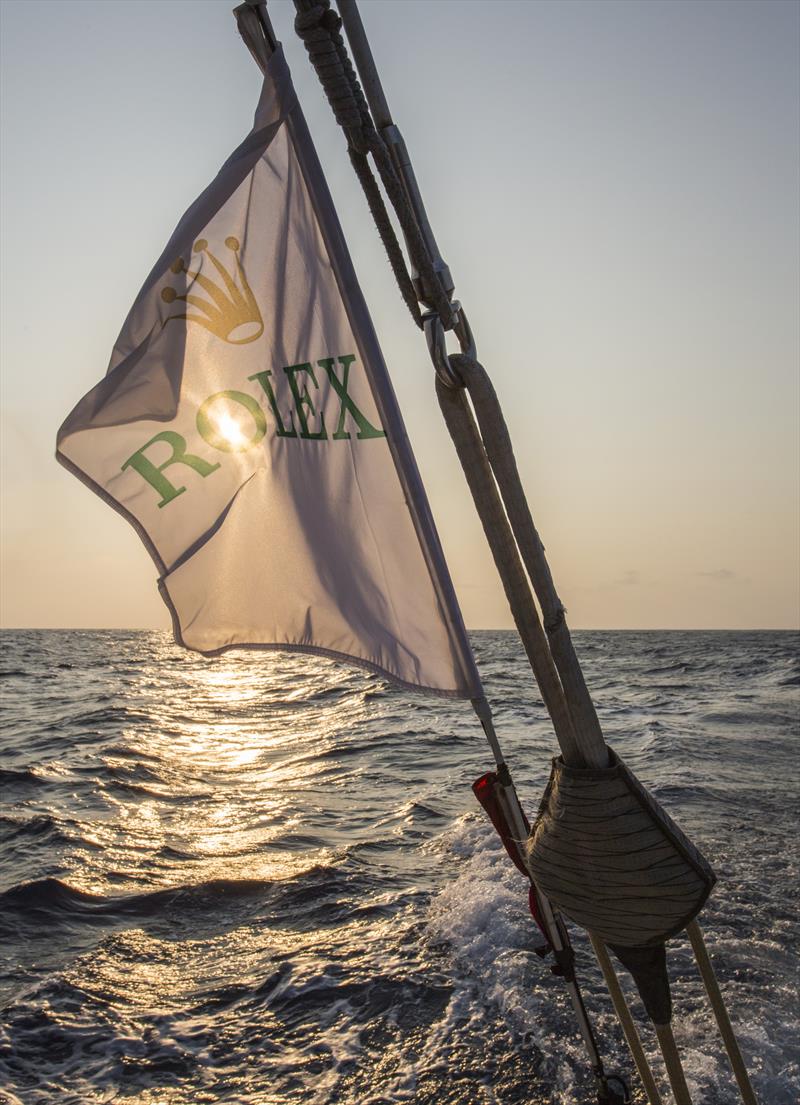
[{"xmin": 57, "ymin": 46, "xmax": 480, "ymax": 699}]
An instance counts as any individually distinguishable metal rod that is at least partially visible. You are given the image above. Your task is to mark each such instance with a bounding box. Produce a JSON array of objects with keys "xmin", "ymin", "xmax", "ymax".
[
  {"xmin": 498, "ymin": 775, "xmax": 618, "ymax": 1097},
  {"xmin": 686, "ymin": 922, "xmax": 758, "ymax": 1105},
  {"xmin": 471, "ymin": 695, "xmax": 508, "ymax": 768},
  {"xmin": 336, "ymin": 0, "xmax": 393, "ymax": 128},
  {"xmin": 654, "ymin": 1022, "xmax": 693, "ymax": 1105},
  {"xmin": 242, "ymin": 0, "xmax": 275, "ymax": 48},
  {"xmin": 337, "ymin": 0, "xmax": 454, "ymax": 305},
  {"xmin": 591, "ymin": 935, "xmax": 664, "ymax": 1105}
]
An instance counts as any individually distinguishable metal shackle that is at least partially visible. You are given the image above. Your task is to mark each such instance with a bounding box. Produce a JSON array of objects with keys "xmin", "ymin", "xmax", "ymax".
[{"xmin": 423, "ymin": 302, "xmax": 477, "ymax": 388}]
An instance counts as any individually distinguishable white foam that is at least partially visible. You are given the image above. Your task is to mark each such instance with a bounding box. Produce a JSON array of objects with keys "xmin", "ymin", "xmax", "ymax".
[{"xmin": 421, "ymin": 814, "xmax": 587, "ymax": 1102}]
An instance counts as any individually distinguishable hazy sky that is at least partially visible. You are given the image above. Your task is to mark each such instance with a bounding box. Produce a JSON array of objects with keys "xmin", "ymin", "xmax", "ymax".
[{"xmin": 1, "ymin": 0, "xmax": 798, "ymax": 630}]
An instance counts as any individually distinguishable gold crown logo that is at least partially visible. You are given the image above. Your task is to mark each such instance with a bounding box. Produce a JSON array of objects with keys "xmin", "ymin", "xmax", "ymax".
[{"xmin": 161, "ymin": 237, "xmax": 264, "ymax": 345}]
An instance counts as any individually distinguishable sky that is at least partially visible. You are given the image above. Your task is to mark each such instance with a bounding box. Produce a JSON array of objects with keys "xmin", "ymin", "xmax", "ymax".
[{"xmin": 1, "ymin": 0, "xmax": 798, "ymax": 631}]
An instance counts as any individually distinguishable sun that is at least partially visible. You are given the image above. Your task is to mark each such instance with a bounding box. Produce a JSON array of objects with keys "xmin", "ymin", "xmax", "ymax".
[{"xmin": 212, "ymin": 409, "xmax": 249, "ymax": 450}]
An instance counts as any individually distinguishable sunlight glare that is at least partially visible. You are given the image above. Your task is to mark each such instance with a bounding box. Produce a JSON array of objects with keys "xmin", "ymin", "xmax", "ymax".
[{"xmin": 213, "ymin": 410, "xmax": 248, "ymax": 449}]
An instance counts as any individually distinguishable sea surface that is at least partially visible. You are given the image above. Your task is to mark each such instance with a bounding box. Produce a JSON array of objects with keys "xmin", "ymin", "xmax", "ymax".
[{"xmin": 0, "ymin": 629, "xmax": 797, "ymax": 1105}]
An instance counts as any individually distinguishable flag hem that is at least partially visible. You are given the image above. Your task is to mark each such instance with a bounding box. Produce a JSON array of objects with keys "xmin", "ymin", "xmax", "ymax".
[{"xmin": 55, "ymin": 447, "xmax": 472, "ymax": 699}]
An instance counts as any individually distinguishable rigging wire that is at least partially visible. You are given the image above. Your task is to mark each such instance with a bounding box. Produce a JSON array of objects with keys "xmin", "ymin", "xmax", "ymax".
[{"xmin": 292, "ymin": 0, "xmax": 456, "ymax": 329}]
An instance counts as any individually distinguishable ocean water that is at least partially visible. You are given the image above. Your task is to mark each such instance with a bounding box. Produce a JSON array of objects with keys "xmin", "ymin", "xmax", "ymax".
[{"xmin": 0, "ymin": 629, "xmax": 797, "ymax": 1105}]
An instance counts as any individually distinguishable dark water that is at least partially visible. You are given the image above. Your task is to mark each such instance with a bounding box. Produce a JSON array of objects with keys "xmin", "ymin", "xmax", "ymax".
[{"xmin": 0, "ymin": 630, "xmax": 797, "ymax": 1105}]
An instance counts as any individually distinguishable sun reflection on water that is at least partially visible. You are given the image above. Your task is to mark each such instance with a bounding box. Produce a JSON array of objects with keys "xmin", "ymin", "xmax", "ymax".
[{"xmin": 64, "ymin": 643, "xmax": 373, "ymax": 899}]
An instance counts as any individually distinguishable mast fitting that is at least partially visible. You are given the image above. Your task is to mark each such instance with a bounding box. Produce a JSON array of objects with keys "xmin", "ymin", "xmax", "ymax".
[{"xmin": 423, "ymin": 304, "xmax": 476, "ymax": 388}]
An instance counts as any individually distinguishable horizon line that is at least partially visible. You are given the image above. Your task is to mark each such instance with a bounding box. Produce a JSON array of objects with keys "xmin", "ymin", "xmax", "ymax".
[{"xmin": 1, "ymin": 626, "xmax": 797, "ymax": 634}]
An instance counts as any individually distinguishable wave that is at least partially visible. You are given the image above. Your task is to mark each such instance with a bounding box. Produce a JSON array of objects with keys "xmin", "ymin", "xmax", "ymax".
[
  {"xmin": 42, "ymin": 706, "xmax": 153, "ymax": 733},
  {"xmin": 102, "ymin": 761, "xmax": 167, "ymax": 785},
  {"xmin": 102, "ymin": 778, "xmax": 215, "ymax": 801},
  {"xmin": 0, "ymin": 877, "xmax": 281, "ymax": 945},
  {"xmin": 642, "ymin": 662, "xmax": 689, "ymax": 675},
  {"xmin": 0, "ymin": 864, "xmax": 357, "ymax": 936},
  {"xmin": 0, "ymin": 814, "xmax": 63, "ymax": 842},
  {"xmin": 0, "ymin": 767, "xmax": 43, "ymax": 787},
  {"xmin": 700, "ymin": 709, "xmax": 773, "ymax": 726}
]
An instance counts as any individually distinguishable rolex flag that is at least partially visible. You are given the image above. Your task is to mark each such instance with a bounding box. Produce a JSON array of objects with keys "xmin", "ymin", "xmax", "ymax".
[{"xmin": 56, "ymin": 44, "xmax": 481, "ymax": 699}]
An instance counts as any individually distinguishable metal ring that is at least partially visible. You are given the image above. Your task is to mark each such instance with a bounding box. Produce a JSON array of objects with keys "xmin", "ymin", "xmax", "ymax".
[
  {"xmin": 423, "ymin": 312, "xmax": 462, "ymax": 387},
  {"xmin": 423, "ymin": 302, "xmax": 477, "ymax": 387},
  {"xmin": 453, "ymin": 306, "xmax": 477, "ymax": 362}
]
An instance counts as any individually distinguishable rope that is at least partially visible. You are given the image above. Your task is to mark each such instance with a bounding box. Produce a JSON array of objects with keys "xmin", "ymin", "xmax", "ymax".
[
  {"xmin": 293, "ymin": 0, "xmax": 421, "ymax": 323},
  {"xmin": 590, "ymin": 935, "xmax": 664, "ymax": 1105},
  {"xmin": 364, "ymin": 127, "xmax": 454, "ymax": 325},
  {"xmin": 292, "ymin": 0, "xmax": 455, "ymax": 328},
  {"xmin": 435, "ymin": 366, "xmax": 582, "ymax": 763},
  {"xmin": 686, "ymin": 922, "xmax": 758, "ymax": 1104},
  {"xmin": 440, "ymin": 353, "xmax": 607, "ymax": 769},
  {"xmin": 653, "ymin": 1021, "xmax": 693, "ymax": 1105},
  {"xmin": 347, "ymin": 146, "xmax": 422, "ymax": 325},
  {"xmin": 451, "ymin": 354, "xmax": 608, "ymax": 766}
]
